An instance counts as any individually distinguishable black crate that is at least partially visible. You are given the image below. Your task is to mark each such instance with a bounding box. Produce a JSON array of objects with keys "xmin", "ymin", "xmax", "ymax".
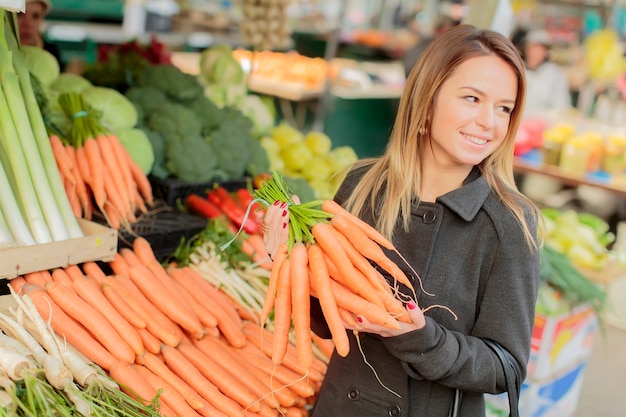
[
  {"xmin": 118, "ymin": 208, "xmax": 208, "ymax": 262},
  {"xmin": 149, "ymin": 176, "xmax": 251, "ymax": 208}
]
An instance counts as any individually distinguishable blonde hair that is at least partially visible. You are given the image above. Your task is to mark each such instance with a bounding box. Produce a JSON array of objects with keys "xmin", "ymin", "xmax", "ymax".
[{"xmin": 343, "ymin": 25, "xmax": 538, "ymax": 250}]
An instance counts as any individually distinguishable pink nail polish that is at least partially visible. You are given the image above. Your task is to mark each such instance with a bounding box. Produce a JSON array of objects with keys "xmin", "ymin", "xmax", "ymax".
[{"xmin": 407, "ymin": 301, "xmax": 417, "ymax": 310}]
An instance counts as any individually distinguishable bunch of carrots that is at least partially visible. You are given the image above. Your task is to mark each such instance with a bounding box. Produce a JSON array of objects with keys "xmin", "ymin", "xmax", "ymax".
[
  {"xmin": 253, "ymin": 173, "xmax": 426, "ymax": 373},
  {"xmin": 8, "ymin": 236, "xmax": 324, "ymax": 417},
  {"xmin": 49, "ymin": 92, "xmax": 154, "ymax": 230}
]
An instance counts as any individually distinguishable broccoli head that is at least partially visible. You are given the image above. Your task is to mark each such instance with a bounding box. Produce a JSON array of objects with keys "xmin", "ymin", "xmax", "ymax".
[
  {"xmin": 142, "ymin": 128, "xmax": 168, "ymax": 179},
  {"xmin": 125, "ymin": 86, "xmax": 167, "ymax": 118},
  {"xmin": 246, "ymin": 138, "xmax": 270, "ymax": 177},
  {"xmin": 135, "ymin": 64, "xmax": 203, "ymax": 103},
  {"xmin": 189, "ymin": 94, "xmax": 223, "ymax": 136},
  {"xmin": 165, "ymin": 135, "xmax": 219, "ymax": 183},
  {"xmin": 145, "ymin": 101, "xmax": 203, "ymax": 140}
]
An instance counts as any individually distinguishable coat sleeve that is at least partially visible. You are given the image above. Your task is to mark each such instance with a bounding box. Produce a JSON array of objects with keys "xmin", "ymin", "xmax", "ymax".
[{"xmin": 380, "ymin": 206, "xmax": 540, "ymax": 394}]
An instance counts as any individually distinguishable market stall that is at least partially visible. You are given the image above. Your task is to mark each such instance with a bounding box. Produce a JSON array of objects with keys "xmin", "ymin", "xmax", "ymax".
[{"xmin": 1, "ymin": 0, "xmax": 625, "ymax": 416}]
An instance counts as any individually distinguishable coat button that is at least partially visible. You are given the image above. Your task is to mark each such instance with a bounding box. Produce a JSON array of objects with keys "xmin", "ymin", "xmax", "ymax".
[
  {"xmin": 347, "ymin": 389, "xmax": 360, "ymax": 400},
  {"xmin": 422, "ymin": 211, "xmax": 436, "ymax": 224},
  {"xmin": 388, "ymin": 405, "xmax": 401, "ymax": 416}
]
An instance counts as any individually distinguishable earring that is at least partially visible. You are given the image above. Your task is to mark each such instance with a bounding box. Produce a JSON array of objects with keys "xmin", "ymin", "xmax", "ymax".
[{"xmin": 419, "ymin": 127, "xmax": 428, "ymax": 136}]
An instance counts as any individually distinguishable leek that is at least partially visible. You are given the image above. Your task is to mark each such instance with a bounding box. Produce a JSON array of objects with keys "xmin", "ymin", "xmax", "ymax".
[
  {"xmin": 0, "ymin": 207, "xmax": 15, "ymax": 248},
  {"xmin": 4, "ymin": 13, "xmax": 83, "ymax": 239},
  {"xmin": 0, "ymin": 156, "xmax": 34, "ymax": 246},
  {"xmin": 0, "ymin": 11, "xmax": 68, "ymax": 242}
]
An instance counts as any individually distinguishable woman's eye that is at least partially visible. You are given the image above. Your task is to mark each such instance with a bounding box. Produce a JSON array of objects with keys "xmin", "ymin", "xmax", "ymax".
[
  {"xmin": 498, "ymin": 105, "xmax": 513, "ymax": 114},
  {"xmin": 464, "ymin": 96, "xmax": 478, "ymax": 103}
]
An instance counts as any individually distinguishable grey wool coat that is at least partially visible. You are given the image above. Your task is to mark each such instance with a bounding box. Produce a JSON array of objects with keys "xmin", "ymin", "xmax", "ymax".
[{"xmin": 310, "ymin": 166, "xmax": 540, "ymax": 417}]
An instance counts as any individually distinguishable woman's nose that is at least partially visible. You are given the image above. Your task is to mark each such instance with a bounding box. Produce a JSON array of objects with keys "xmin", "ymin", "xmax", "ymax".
[{"xmin": 475, "ymin": 106, "xmax": 495, "ymax": 129}]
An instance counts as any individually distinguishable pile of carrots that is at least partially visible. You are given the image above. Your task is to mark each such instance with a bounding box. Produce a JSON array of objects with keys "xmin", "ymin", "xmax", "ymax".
[
  {"xmin": 50, "ymin": 92, "xmax": 154, "ymax": 230},
  {"xmin": 9, "ymin": 236, "xmax": 324, "ymax": 417},
  {"xmin": 254, "ymin": 173, "xmax": 421, "ymax": 373}
]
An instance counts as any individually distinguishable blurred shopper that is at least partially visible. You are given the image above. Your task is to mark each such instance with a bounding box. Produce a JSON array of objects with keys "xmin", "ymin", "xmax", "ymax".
[
  {"xmin": 523, "ymin": 29, "xmax": 571, "ymax": 115},
  {"xmin": 17, "ymin": 0, "xmax": 61, "ymax": 64}
]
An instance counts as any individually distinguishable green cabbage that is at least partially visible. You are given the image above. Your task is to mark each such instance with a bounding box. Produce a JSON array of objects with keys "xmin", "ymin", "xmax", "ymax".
[
  {"xmin": 116, "ymin": 128, "xmax": 155, "ymax": 174},
  {"xmin": 20, "ymin": 45, "xmax": 60, "ymax": 88},
  {"xmin": 50, "ymin": 73, "xmax": 92, "ymax": 93},
  {"xmin": 81, "ymin": 86, "xmax": 138, "ymax": 131}
]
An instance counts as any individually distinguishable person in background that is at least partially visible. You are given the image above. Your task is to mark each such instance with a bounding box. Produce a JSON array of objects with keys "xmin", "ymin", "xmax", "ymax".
[
  {"xmin": 523, "ymin": 29, "xmax": 571, "ymax": 115},
  {"xmin": 17, "ymin": 0, "xmax": 62, "ymax": 64},
  {"xmin": 310, "ymin": 25, "xmax": 540, "ymax": 417}
]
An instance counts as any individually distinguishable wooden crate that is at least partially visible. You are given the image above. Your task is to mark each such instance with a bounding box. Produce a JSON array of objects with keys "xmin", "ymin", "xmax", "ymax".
[{"xmin": 0, "ymin": 219, "xmax": 118, "ymax": 280}]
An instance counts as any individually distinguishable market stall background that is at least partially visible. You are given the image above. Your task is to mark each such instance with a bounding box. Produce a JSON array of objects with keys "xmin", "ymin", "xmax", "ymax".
[{"xmin": 1, "ymin": 0, "xmax": 626, "ymax": 416}]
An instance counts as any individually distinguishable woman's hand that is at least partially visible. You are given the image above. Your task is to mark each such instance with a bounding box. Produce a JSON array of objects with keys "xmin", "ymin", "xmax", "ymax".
[{"xmin": 346, "ymin": 300, "xmax": 427, "ymax": 337}]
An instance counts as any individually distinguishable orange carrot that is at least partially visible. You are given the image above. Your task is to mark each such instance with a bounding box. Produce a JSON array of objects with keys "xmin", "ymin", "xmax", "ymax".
[
  {"xmin": 137, "ymin": 328, "xmax": 161, "ymax": 355},
  {"xmin": 329, "ymin": 211, "xmax": 418, "ymax": 295},
  {"xmin": 103, "ymin": 201, "xmax": 123, "ymax": 230},
  {"xmin": 74, "ymin": 145, "xmax": 92, "ymax": 189},
  {"xmin": 83, "ymin": 138, "xmax": 105, "ymax": 210},
  {"xmin": 173, "ymin": 276, "xmax": 218, "ymax": 329},
  {"xmin": 8, "ymin": 276, "xmax": 27, "ymax": 295},
  {"xmin": 170, "ymin": 267, "xmax": 246, "ymax": 348},
  {"xmin": 120, "ymin": 247, "xmax": 142, "ymax": 267},
  {"xmin": 98, "ymin": 134, "xmax": 132, "ymax": 213},
  {"xmin": 134, "ymin": 364, "xmax": 202, "ymax": 417},
  {"xmin": 44, "ymin": 280, "xmax": 136, "ymax": 363},
  {"xmin": 197, "ymin": 399, "xmax": 229, "ymax": 417},
  {"xmin": 50, "ymin": 268, "xmax": 73, "ymax": 287},
  {"xmin": 64, "ymin": 176, "xmax": 81, "ymax": 217},
  {"xmin": 109, "ymin": 361, "xmax": 159, "ymax": 406},
  {"xmin": 100, "ymin": 281, "xmax": 147, "ymax": 329},
  {"xmin": 50, "ymin": 134, "xmax": 76, "ymax": 186},
  {"xmin": 129, "ymin": 264, "xmax": 204, "ymax": 339},
  {"xmin": 143, "ymin": 352, "xmax": 205, "ymax": 410},
  {"xmin": 107, "ymin": 134, "xmax": 138, "ymax": 211},
  {"xmin": 260, "ymin": 244, "xmax": 288, "ymax": 325},
  {"xmin": 237, "ymin": 345, "xmax": 316, "ymax": 399},
  {"xmin": 26, "ymin": 285, "xmax": 117, "ymax": 370},
  {"xmin": 289, "ymin": 242, "xmax": 313, "ymax": 372},
  {"xmin": 322, "ymin": 200, "xmax": 394, "ymax": 249},
  {"xmin": 132, "ymin": 236, "xmax": 158, "ymax": 265},
  {"xmin": 63, "ymin": 264, "xmax": 85, "ymax": 283},
  {"xmin": 176, "ymin": 341, "xmax": 262, "ymax": 412},
  {"xmin": 71, "ymin": 275, "xmax": 145, "ymax": 357},
  {"xmin": 108, "ymin": 252, "xmax": 131, "ymax": 276},
  {"xmin": 65, "ymin": 145, "xmax": 92, "ymax": 219},
  {"xmin": 112, "ymin": 274, "xmax": 183, "ymax": 347},
  {"xmin": 329, "ymin": 279, "xmax": 400, "ymax": 330},
  {"xmin": 161, "ymin": 344, "xmax": 245, "ymax": 417},
  {"xmin": 23, "ymin": 271, "xmax": 51, "ymax": 288},
  {"xmin": 81, "ymin": 261, "xmax": 107, "ymax": 284},
  {"xmin": 271, "ymin": 255, "xmax": 292, "ymax": 366},
  {"xmin": 308, "ymin": 244, "xmax": 349, "ymax": 357},
  {"xmin": 312, "ymin": 222, "xmax": 385, "ymax": 308}
]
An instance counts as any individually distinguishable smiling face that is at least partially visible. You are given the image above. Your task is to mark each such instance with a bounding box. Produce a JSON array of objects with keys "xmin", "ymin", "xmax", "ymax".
[{"xmin": 425, "ymin": 54, "xmax": 518, "ymax": 174}]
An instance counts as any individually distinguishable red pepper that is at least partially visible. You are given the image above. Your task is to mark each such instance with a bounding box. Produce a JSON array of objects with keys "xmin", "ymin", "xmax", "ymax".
[
  {"xmin": 235, "ymin": 187, "xmax": 265, "ymax": 233},
  {"xmin": 185, "ymin": 194, "xmax": 223, "ymax": 219},
  {"xmin": 207, "ymin": 187, "xmax": 259, "ymax": 235}
]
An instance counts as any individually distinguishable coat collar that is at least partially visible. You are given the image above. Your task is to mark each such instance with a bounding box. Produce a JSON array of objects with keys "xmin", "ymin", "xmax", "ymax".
[{"xmin": 436, "ymin": 168, "xmax": 491, "ymax": 222}]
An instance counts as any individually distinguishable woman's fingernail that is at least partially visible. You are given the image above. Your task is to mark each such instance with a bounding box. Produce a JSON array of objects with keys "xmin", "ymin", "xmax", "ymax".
[
  {"xmin": 274, "ymin": 200, "xmax": 280, "ymax": 206},
  {"xmin": 282, "ymin": 222, "xmax": 288, "ymax": 229},
  {"xmin": 282, "ymin": 210, "xmax": 287, "ymax": 217},
  {"xmin": 357, "ymin": 316, "xmax": 363, "ymax": 323},
  {"xmin": 407, "ymin": 301, "xmax": 417, "ymax": 310}
]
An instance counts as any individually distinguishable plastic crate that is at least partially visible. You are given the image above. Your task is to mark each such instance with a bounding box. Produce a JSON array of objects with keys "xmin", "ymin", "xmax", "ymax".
[
  {"xmin": 149, "ymin": 176, "xmax": 250, "ymax": 208},
  {"xmin": 118, "ymin": 209, "xmax": 208, "ymax": 262}
]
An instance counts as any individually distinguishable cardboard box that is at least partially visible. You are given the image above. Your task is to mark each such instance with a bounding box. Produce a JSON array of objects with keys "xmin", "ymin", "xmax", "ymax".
[
  {"xmin": 0, "ymin": 219, "xmax": 117, "ymax": 280},
  {"xmin": 486, "ymin": 360, "xmax": 587, "ymax": 417},
  {"xmin": 528, "ymin": 304, "xmax": 597, "ymax": 380}
]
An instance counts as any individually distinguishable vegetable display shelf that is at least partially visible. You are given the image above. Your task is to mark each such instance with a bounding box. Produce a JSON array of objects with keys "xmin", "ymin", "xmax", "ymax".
[{"xmin": 0, "ymin": 218, "xmax": 118, "ymax": 281}]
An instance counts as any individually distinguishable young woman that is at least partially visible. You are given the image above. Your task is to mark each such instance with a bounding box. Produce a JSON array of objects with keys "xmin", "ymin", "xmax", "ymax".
[{"xmin": 310, "ymin": 24, "xmax": 541, "ymax": 417}]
